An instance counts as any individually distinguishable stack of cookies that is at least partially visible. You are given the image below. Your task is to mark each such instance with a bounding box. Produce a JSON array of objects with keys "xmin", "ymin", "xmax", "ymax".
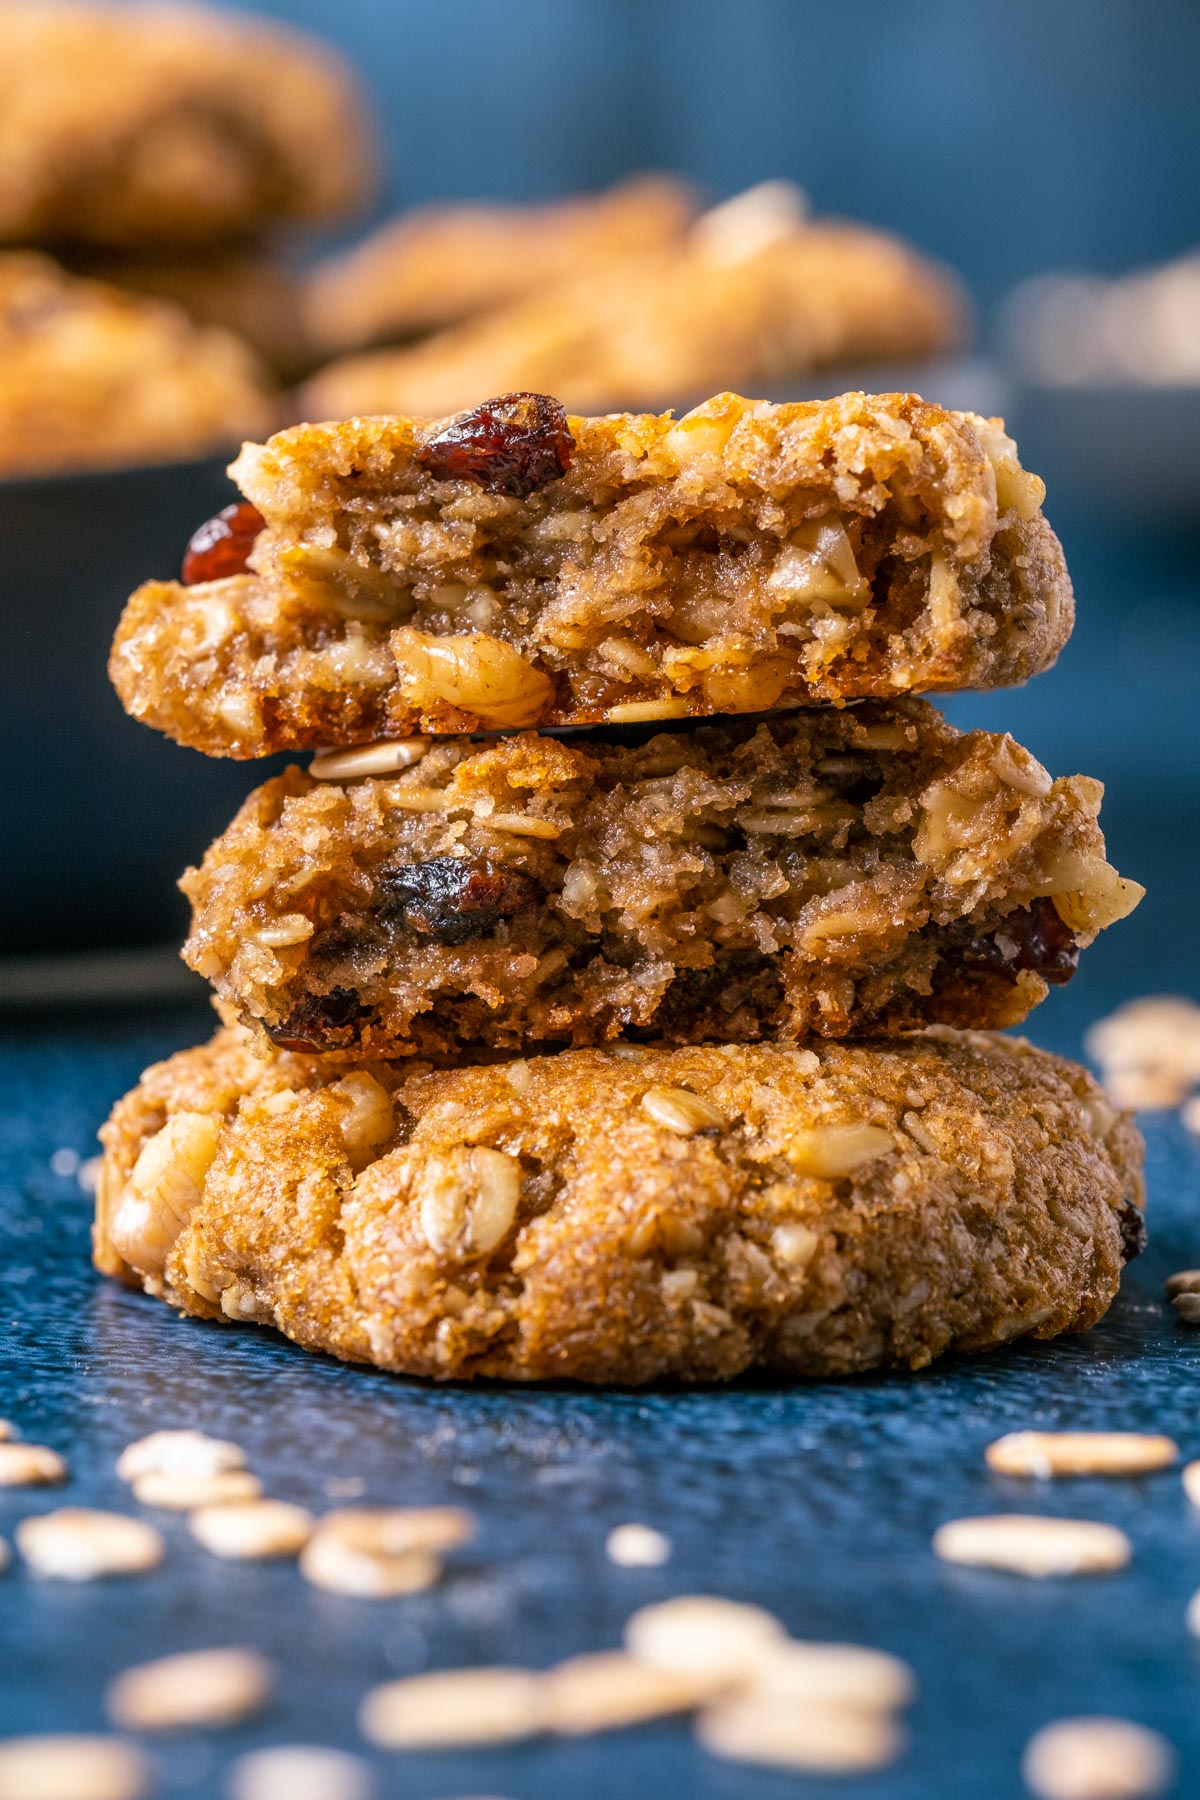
[{"xmin": 97, "ymin": 388, "xmax": 1146, "ymax": 1385}]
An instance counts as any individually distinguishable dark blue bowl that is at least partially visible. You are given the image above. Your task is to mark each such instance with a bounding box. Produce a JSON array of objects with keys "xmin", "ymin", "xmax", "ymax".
[{"xmin": 1, "ymin": 455, "xmax": 280, "ymax": 956}]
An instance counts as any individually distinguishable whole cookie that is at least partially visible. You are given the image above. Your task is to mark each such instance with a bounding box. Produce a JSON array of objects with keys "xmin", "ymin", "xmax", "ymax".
[{"xmin": 96, "ymin": 1027, "xmax": 1143, "ymax": 1385}]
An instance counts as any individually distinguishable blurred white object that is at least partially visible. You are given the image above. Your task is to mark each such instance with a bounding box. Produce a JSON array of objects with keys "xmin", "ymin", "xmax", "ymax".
[{"xmin": 1004, "ymin": 250, "xmax": 1200, "ymax": 385}]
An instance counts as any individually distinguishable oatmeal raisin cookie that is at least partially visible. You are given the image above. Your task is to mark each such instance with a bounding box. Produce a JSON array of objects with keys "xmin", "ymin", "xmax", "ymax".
[
  {"xmin": 95, "ymin": 1026, "xmax": 1145, "ymax": 1384},
  {"xmin": 180, "ymin": 705, "xmax": 1141, "ymax": 1058},
  {"xmin": 110, "ymin": 390, "xmax": 1072, "ymax": 754}
]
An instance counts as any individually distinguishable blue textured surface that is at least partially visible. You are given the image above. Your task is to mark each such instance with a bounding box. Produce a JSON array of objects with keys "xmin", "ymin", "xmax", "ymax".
[{"xmin": 2, "ymin": 514, "xmax": 1199, "ymax": 1797}]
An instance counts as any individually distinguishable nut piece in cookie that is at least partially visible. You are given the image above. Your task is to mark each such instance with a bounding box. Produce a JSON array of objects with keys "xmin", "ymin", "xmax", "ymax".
[
  {"xmin": 95, "ymin": 1025, "xmax": 1144, "ymax": 1385},
  {"xmin": 110, "ymin": 390, "xmax": 1073, "ymax": 756}
]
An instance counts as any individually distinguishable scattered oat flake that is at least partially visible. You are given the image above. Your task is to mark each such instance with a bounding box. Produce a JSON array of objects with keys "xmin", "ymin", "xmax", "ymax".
[
  {"xmin": 131, "ymin": 1468, "xmax": 263, "ymax": 1511},
  {"xmin": 543, "ymin": 1652, "xmax": 721, "ymax": 1735},
  {"xmin": 986, "ymin": 1431, "xmax": 1179, "ymax": 1479},
  {"xmin": 624, "ymin": 1595, "xmax": 785, "ymax": 1679},
  {"xmin": 1172, "ymin": 1292, "xmax": 1200, "ymax": 1324},
  {"xmin": 300, "ymin": 1532, "xmax": 440, "ymax": 1599},
  {"xmin": 189, "ymin": 1499, "xmax": 312, "ymax": 1560},
  {"xmin": 605, "ymin": 1523, "xmax": 672, "ymax": 1567},
  {"xmin": 17, "ymin": 1509, "xmax": 164, "ymax": 1580},
  {"xmin": 1022, "ymin": 1716, "xmax": 1175, "ymax": 1799},
  {"xmin": 317, "ymin": 1505, "xmax": 474, "ymax": 1555},
  {"xmin": 0, "ymin": 1443, "xmax": 67, "ymax": 1487},
  {"xmin": 1180, "ymin": 1461, "xmax": 1200, "ymax": 1509},
  {"xmin": 697, "ymin": 1694, "xmax": 903, "ymax": 1774},
  {"xmin": 933, "ymin": 1515, "xmax": 1131, "ymax": 1577},
  {"xmin": 750, "ymin": 1639, "xmax": 916, "ymax": 1709},
  {"xmin": 116, "ymin": 1428, "xmax": 245, "ymax": 1483},
  {"xmin": 105, "ymin": 1647, "xmax": 273, "ymax": 1731},
  {"xmin": 226, "ymin": 1745, "xmax": 375, "ymax": 1800},
  {"xmin": 0, "ymin": 1736, "xmax": 149, "ymax": 1800},
  {"xmin": 1085, "ymin": 995, "xmax": 1200, "ymax": 1111},
  {"xmin": 359, "ymin": 1667, "xmax": 545, "ymax": 1749},
  {"xmin": 1165, "ymin": 1269, "xmax": 1200, "ymax": 1297},
  {"xmin": 0, "ymin": 1419, "xmax": 13, "ymax": 1441}
]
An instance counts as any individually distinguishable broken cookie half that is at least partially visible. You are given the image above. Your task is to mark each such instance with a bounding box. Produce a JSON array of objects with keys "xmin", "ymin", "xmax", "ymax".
[
  {"xmin": 110, "ymin": 389, "xmax": 1074, "ymax": 757},
  {"xmin": 180, "ymin": 702, "xmax": 1142, "ymax": 1060}
]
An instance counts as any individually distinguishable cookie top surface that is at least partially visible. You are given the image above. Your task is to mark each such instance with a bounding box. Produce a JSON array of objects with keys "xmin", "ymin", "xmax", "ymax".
[
  {"xmin": 0, "ymin": 1, "xmax": 374, "ymax": 249},
  {"xmin": 110, "ymin": 389, "xmax": 1073, "ymax": 755},
  {"xmin": 305, "ymin": 174, "xmax": 700, "ymax": 353},
  {"xmin": 96, "ymin": 1025, "xmax": 1144, "ymax": 1385},
  {"xmin": 180, "ymin": 704, "xmax": 1141, "ymax": 1059},
  {"xmin": 301, "ymin": 212, "xmax": 964, "ymax": 420},
  {"xmin": 0, "ymin": 251, "xmax": 274, "ymax": 477}
]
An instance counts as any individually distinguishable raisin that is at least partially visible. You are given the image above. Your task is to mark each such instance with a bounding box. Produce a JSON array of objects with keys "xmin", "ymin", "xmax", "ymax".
[
  {"xmin": 415, "ymin": 392, "xmax": 574, "ymax": 497},
  {"xmin": 944, "ymin": 898, "xmax": 1080, "ymax": 986},
  {"xmin": 1116, "ymin": 1198, "xmax": 1148, "ymax": 1263},
  {"xmin": 376, "ymin": 858, "xmax": 541, "ymax": 946},
  {"xmin": 266, "ymin": 985, "xmax": 372, "ymax": 1053},
  {"xmin": 181, "ymin": 501, "xmax": 265, "ymax": 585}
]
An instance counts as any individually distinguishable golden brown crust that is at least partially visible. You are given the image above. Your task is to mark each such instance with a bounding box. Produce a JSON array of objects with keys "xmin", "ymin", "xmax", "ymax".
[
  {"xmin": 304, "ymin": 175, "xmax": 700, "ymax": 352},
  {"xmin": 0, "ymin": 1, "xmax": 374, "ymax": 250},
  {"xmin": 301, "ymin": 217, "xmax": 964, "ymax": 419},
  {"xmin": 95, "ymin": 1026, "xmax": 1145, "ymax": 1384},
  {"xmin": 110, "ymin": 391, "xmax": 1073, "ymax": 755},
  {"xmin": 0, "ymin": 251, "xmax": 275, "ymax": 477},
  {"xmin": 179, "ymin": 705, "xmax": 1139, "ymax": 1057}
]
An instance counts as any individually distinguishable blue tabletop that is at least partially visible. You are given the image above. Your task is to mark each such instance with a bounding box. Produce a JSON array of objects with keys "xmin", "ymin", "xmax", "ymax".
[{"xmin": 3, "ymin": 507, "xmax": 1200, "ymax": 1799}]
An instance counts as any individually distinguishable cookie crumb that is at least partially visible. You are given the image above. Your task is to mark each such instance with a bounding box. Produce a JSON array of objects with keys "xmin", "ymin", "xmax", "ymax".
[{"xmin": 1022, "ymin": 1716, "xmax": 1174, "ymax": 1799}]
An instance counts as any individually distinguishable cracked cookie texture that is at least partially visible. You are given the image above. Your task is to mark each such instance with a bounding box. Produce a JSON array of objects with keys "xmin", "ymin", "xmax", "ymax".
[
  {"xmin": 95, "ymin": 1026, "xmax": 1144, "ymax": 1384},
  {"xmin": 110, "ymin": 390, "xmax": 1073, "ymax": 756},
  {"xmin": 0, "ymin": 0, "xmax": 373, "ymax": 250},
  {"xmin": 180, "ymin": 704, "xmax": 1141, "ymax": 1058}
]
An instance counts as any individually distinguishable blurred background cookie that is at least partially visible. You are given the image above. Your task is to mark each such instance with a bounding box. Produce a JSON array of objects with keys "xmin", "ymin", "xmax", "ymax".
[
  {"xmin": 0, "ymin": 0, "xmax": 376, "ymax": 251},
  {"xmin": 305, "ymin": 173, "xmax": 700, "ymax": 354},
  {"xmin": 301, "ymin": 183, "xmax": 966, "ymax": 421},
  {"xmin": 0, "ymin": 251, "xmax": 274, "ymax": 477}
]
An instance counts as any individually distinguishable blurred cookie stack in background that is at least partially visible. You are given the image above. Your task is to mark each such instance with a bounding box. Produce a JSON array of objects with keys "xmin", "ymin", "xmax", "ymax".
[{"xmin": 0, "ymin": 0, "xmax": 375, "ymax": 477}]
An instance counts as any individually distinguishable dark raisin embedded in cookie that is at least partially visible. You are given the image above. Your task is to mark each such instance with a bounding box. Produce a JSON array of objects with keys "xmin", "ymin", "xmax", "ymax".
[
  {"xmin": 182, "ymin": 503, "xmax": 265, "ymax": 586},
  {"xmin": 415, "ymin": 393, "xmax": 575, "ymax": 497}
]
